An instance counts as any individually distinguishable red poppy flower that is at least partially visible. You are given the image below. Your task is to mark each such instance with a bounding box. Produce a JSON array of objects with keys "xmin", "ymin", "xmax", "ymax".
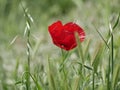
[{"xmin": 48, "ymin": 20, "xmax": 85, "ymax": 51}]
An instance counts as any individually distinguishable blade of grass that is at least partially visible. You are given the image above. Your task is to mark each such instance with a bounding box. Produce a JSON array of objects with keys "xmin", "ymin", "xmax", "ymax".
[
  {"xmin": 92, "ymin": 43, "xmax": 104, "ymax": 73},
  {"xmin": 76, "ymin": 62, "xmax": 93, "ymax": 71},
  {"xmin": 75, "ymin": 33, "xmax": 84, "ymax": 63},
  {"xmin": 75, "ymin": 32, "xmax": 85, "ymax": 77},
  {"xmin": 9, "ymin": 35, "xmax": 18, "ymax": 46},
  {"xmin": 59, "ymin": 49, "xmax": 72, "ymax": 72},
  {"xmin": 109, "ymin": 23, "xmax": 114, "ymax": 76},
  {"xmin": 75, "ymin": 32, "xmax": 85, "ymax": 89},
  {"xmin": 32, "ymin": 39, "xmax": 41, "ymax": 59},
  {"xmin": 47, "ymin": 58, "xmax": 56, "ymax": 90},
  {"xmin": 107, "ymin": 14, "xmax": 119, "ymax": 87},
  {"xmin": 21, "ymin": 72, "xmax": 42, "ymax": 90},
  {"xmin": 107, "ymin": 13, "xmax": 119, "ymax": 45},
  {"xmin": 112, "ymin": 64, "xmax": 120, "ymax": 90},
  {"xmin": 72, "ymin": 75, "xmax": 80, "ymax": 90},
  {"xmin": 94, "ymin": 26, "xmax": 110, "ymax": 49},
  {"xmin": 113, "ymin": 13, "xmax": 120, "ymax": 30},
  {"xmin": 92, "ymin": 71, "xmax": 95, "ymax": 90},
  {"xmin": 13, "ymin": 56, "xmax": 20, "ymax": 80},
  {"xmin": 107, "ymin": 54, "xmax": 111, "ymax": 90},
  {"xmin": 0, "ymin": 56, "xmax": 7, "ymax": 90},
  {"xmin": 83, "ymin": 39, "xmax": 91, "ymax": 60}
]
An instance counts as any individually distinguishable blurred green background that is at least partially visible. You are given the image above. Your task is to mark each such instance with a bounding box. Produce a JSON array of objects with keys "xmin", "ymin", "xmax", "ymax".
[{"xmin": 0, "ymin": 0, "xmax": 120, "ymax": 90}]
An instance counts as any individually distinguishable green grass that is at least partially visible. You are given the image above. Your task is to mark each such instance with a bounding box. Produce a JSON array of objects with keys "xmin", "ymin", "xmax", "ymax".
[{"xmin": 0, "ymin": 0, "xmax": 120, "ymax": 90}]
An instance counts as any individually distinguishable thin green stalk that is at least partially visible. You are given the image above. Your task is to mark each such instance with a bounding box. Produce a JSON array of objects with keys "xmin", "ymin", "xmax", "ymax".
[
  {"xmin": 20, "ymin": 1, "xmax": 32, "ymax": 89},
  {"xmin": 112, "ymin": 13, "xmax": 120, "ymax": 30},
  {"xmin": 60, "ymin": 49, "xmax": 69, "ymax": 90},
  {"xmin": 22, "ymin": 72, "xmax": 42, "ymax": 90},
  {"xmin": 107, "ymin": 55, "xmax": 111, "ymax": 90},
  {"xmin": 109, "ymin": 23, "xmax": 114, "ymax": 81},
  {"xmin": 109, "ymin": 13, "xmax": 119, "ymax": 77},
  {"xmin": 26, "ymin": 27, "xmax": 31, "ymax": 90},
  {"xmin": 59, "ymin": 49, "xmax": 69, "ymax": 72},
  {"xmin": 47, "ymin": 58, "xmax": 56, "ymax": 90},
  {"xmin": 111, "ymin": 34, "xmax": 114, "ymax": 76},
  {"xmin": 92, "ymin": 71, "xmax": 95, "ymax": 90},
  {"xmin": 94, "ymin": 26, "xmax": 110, "ymax": 49},
  {"xmin": 75, "ymin": 33, "xmax": 85, "ymax": 74}
]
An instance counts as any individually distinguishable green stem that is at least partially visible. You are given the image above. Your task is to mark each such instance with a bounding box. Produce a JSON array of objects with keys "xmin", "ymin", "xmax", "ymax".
[
  {"xmin": 20, "ymin": 1, "xmax": 31, "ymax": 89},
  {"xmin": 26, "ymin": 28, "xmax": 31, "ymax": 90},
  {"xmin": 22, "ymin": 72, "xmax": 42, "ymax": 90},
  {"xmin": 60, "ymin": 49, "xmax": 68, "ymax": 90},
  {"xmin": 107, "ymin": 55, "xmax": 111, "ymax": 90},
  {"xmin": 59, "ymin": 49, "xmax": 69, "ymax": 72},
  {"xmin": 111, "ymin": 34, "xmax": 114, "ymax": 76},
  {"xmin": 92, "ymin": 71, "xmax": 95, "ymax": 90}
]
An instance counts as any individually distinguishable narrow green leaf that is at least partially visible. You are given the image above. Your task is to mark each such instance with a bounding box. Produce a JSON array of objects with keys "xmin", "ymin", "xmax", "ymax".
[
  {"xmin": 77, "ymin": 62, "xmax": 93, "ymax": 71},
  {"xmin": 75, "ymin": 32, "xmax": 84, "ymax": 63},
  {"xmin": 21, "ymin": 71, "xmax": 42, "ymax": 90},
  {"xmin": 109, "ymin": 23, "xmax": 114, "ymax": 75},
  {"xmin": 94, "ymin": 26, "xmax": 109, "ymax": 49},
  {"xmin": 113, "ymin": 13, "xmax": 120, "ymax": 30},
  {"xmin": 47, "ymin": 58, "xmax": 56, "ymax": 90},
  {"xmin": 13, "ymin": 57, "xmax": 20, "ymax": 80},
  {"xmin": 59, "ymin": 50, "xmax": 69, "ymax": 72},
  {"xmin": 15, "ymin": 81, "xmax": 22, "ymax": 85},
  {"xmin": 10, "ymin": 35, "xmax": 18, "ymax": 45},
  {"xmin": 92, "ymin": 43, "xmax": 104, "ymax": 73},
  {"xmin": 112, "ymin": 64, "xmax": 120, "ymax": 89},
  {"xmin": 29, "ymin": 73, "xmax": 42, "ymax": 90},
  {"xmin": 32, "ymin": 39, "xmax": 41, "ymax": 59},
  {"xmin": 83, "ymin": 39, "xmax": 91, "ymax": 59},
  {"xmin": 72, "ymin": 75, "xmax": 80, "ymax": 90}
]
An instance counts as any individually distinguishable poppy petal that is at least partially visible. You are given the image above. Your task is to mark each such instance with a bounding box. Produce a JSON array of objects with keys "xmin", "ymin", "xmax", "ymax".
[{"xmin": 48, "ymin": 21, "xmax": 85, "ymax": 51}]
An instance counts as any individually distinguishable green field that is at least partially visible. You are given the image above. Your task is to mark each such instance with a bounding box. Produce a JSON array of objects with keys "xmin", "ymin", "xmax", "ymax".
[{"xmin": 0, "ymin": 0, "xmax": 120, "ymax": 90}]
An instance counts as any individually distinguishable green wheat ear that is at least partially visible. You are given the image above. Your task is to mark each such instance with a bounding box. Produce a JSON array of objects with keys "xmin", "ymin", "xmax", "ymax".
[{"xmin": 19, "ymin": 0, "xmax": 34, "ymax": 89}]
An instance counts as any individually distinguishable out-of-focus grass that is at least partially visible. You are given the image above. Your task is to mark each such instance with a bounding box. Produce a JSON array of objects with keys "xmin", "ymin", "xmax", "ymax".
[{"xmin": 0, "ymin": 0, "xmax": 120, "ymax": 90}]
